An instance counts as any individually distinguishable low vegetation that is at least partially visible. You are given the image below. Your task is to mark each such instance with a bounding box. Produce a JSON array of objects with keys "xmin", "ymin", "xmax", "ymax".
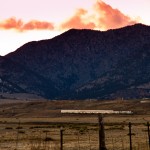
[{"xmin": 0, "ymin": 99, "xmax": 149, "ymax": 149}]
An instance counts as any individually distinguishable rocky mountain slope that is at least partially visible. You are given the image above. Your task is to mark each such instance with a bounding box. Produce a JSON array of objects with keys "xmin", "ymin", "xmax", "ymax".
[{"xmin": 0, "ymin": 23, "xmax": 150, "ymax": 99}]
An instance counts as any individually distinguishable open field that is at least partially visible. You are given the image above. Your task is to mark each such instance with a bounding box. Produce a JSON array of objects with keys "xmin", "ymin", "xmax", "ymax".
[{"xmin": 0, "ymin": 98, "xmax": 149, "ymax": 150}]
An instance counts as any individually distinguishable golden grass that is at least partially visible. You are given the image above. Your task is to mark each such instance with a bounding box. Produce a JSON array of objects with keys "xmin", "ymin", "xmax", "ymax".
[
  {"xmin": 0, "ymin": 121, "xmax": 149, "ymax": 150},
  {"xmin": 0, "ymin": 99, "xmax": 149, "ymax": 149}
]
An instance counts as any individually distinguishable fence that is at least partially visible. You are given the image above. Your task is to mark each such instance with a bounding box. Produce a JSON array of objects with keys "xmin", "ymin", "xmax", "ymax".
[{"xmin": 0, "ymin": 121, "xmax": 149, "ymax": 150}]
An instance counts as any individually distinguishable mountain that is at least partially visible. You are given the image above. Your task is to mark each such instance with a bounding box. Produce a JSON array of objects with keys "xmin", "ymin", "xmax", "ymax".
[
  {"xmin": 0, "ymin": 23, "xmax": 150, "ymax": 99},
  {"xmin": 0, "ymin": 56, "xmax": 58, "ymax": 98}
]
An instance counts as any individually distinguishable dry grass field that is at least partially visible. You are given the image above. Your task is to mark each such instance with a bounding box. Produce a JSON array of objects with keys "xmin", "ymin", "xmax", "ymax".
[{"xmin": 0, "ymin": 98, "xmax": 149, "ymax": 150}]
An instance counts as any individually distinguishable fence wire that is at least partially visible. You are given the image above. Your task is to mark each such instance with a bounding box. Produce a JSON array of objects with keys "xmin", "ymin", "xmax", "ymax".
[{"xmin": 0, "ymin": 122, "xmax": 149, "ymax": 150}]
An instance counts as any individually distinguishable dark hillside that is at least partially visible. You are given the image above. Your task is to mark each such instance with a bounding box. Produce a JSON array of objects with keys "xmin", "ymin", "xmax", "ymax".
[{"xmin": 0, "ymin": 24, "xmax": 149, "ymax": 99}]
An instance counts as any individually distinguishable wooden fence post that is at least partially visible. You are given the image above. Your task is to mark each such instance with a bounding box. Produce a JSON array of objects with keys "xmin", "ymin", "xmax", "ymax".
[
  {"xmin": 147, "ymin": 122, "xmax": 150, "ymax": 148},
  {"xmin": 98, "ymin": 114, "xmax": 107, "ymax": 150},
  {"xmin": 128, "ymin": 122, "xmax": 132, "ymax": 150},
  {"xmin": 60, "ymin": 127, "xmax": 63, "ymax": 150}
]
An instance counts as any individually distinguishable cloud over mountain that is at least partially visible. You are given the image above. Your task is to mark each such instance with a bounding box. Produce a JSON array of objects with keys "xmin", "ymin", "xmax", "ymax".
[
  {"xmin": 60, "ymin": 9, "xmax": 96, "ymax": 30},
  {"xmin": 60, "ymin": 1, "xmax": 137, "ymax": 30},
  {"xmin": 93, "ymin": 1, "xmax": 137, "ymax": 30},
  {"xmin": 0, "ymin": 17, "xmax": 54, "ymax": 31},
  {"xmin": 0, "ymin": 1, "xmax": 138, "ymax": 32}
]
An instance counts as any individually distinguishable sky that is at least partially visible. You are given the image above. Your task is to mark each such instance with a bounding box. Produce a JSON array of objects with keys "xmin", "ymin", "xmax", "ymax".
[{"xmin": 0, "ymin": 0, "xmax": 150, "ymax": 56}]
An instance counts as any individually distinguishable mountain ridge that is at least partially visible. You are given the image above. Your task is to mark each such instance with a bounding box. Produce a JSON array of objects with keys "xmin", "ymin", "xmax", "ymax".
[{"xmin": 1, "ymin": 23, "xmax": 150, "ymax": 99}]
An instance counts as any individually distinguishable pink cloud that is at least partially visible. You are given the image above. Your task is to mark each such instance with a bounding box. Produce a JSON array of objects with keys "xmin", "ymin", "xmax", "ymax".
[
  {"xmin": 0, "ymin": 1, "xmax": 139, "ymax": 32},
  {"xmin": 94, "ymin": 1, "xmax": 137, "ymax": 30},
  {"xmin": 60, "ymin": 1, "xmax": 138, "ymax": 30},
  {"xmin": 60, "ymin": 9, "xmax": 96, "ymax": 30},
  {"xmin": 0, "ymin": 17, "xmax": 54, "ymax": 31}
]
